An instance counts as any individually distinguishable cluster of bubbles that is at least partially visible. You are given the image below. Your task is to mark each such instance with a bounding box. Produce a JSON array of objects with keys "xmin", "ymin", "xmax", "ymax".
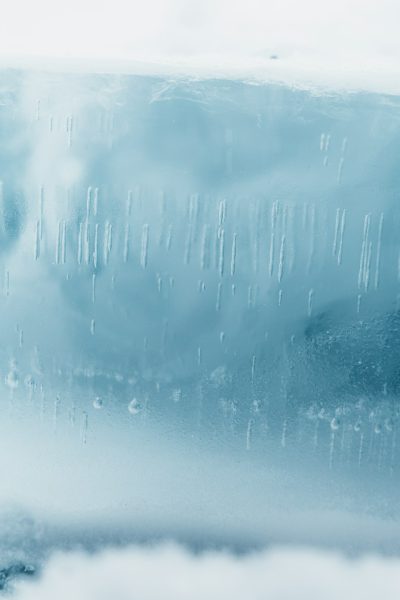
[{"xmin": 304, "ymin": 399, "xmax": 397, "ymax": 435}]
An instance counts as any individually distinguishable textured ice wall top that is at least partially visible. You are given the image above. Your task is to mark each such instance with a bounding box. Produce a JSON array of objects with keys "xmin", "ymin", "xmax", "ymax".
[
  {"xmin": 1, "ymin": 0, "xmax": 400, "ymax": 94},
  {"xmin": 1, "ymin": 68, "xmax": 400, "ymax": 558}
]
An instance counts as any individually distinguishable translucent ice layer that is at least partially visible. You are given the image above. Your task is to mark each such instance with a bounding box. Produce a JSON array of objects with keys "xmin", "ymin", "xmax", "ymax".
[{"xmin": 0, "ymin": 70, "xmax": 400, "ymax": 561}]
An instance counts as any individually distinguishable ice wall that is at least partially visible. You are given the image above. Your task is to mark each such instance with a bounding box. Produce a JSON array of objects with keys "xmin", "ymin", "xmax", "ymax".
[{"xmin": 0, "ymin": 69, "xmax": 400, "ymax": 555}]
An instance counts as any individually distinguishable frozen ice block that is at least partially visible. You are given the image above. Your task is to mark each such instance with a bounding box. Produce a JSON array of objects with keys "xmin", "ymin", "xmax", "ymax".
[{"xmin": 0, "ymin": 68, "xmax": 399, "ymax": 563}]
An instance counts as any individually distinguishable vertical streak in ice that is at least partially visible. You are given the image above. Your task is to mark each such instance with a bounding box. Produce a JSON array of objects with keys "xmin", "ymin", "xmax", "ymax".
[
  {"xmin": 107, "ymin": 223, "xmax": 113, "ymax": 260},
  {"xmin": 19, "ymin": 328, "xmax": 24, "ymax": 348},
  {"xmin": 374, "ymin": 213, "xmax": 384, "ymax": 289},
  {"xmin": 67, "ymin": 115, "xmax": 73, "ymax": 147},
  {"xmin": 123, "ymin": 224, "xmax": 130, "ymax": 263},
  {"xmin": 218, "ymin": 199, "xmax": 226, "ymax": 228},
  {"xmin": 364, "ymin": 241, "xmax": 372, "ymax": 292},
  {"xmin": 184, "ymin": 224, "xmax": 193, "ymax": 265},
  {"xmin": 325, "ymin": 134, "xmax": 330, "ymax": 151},
  {"xmin": 35, "ymin": 220, "xmax": 40, "ymax": 260},
  {"xmin": 269, "ymin": 202, "xmax": 277, "ymax": 277},
  {"xmin": 141, "ymin": 224, "xmax": 149, "ymax": 269},
  {"xmin": 287, "ymin": 206, "xmax": 295, "ymax": 274},
  {"xmin": 230, "ymin": 233, "xmax": 237, "ymax": 277},
  {"xmin": 93, "ymin": 223, "xmax": 99, "ymax": 268},
  {"xmin": 358, "ymin": 213, "xmax": 371, "ymax": 289},
  {"xmin": 308, "ymin": 289, "xmax": 314, "ymax": 317},
  {"xmin": 55, "ymin": 221, "xmax": 61, "ymax": 265},
  {"xmin": 200, "ymin": 225, "xmax": 210, "ymax": 270},
  {"xmin": 104, "ymin": 222, "xmax": 113, "ymax": 265},
  {"xmin": 81, "ymin": 412, "xmax": 88, "ymax": 445},
  {"xmin": 216, "ymin": 282, "xmax": 222, "ymax": 311},
  {"xmin": 126, "ymin": 190, "xmax": 133, "ymax": 217},
  {"xmin": 84, "ymin": 221, "xmax": 90, "ymax": 265},
  {"xmin": 86, "ymin": 187, "xmax": 92, "ymax": 220},
  {"xmin": 192, "ymin": 194, "xmax": 200, "ymax": 236},
  {"xmin": 332, "ymin": 208, "xmax": 340, "ymax": 257},
  {"xmin": 357, "ymin": 293, "xmax": 362, "ymax": 314},
  {"xmin": 246, "ymin": 418, "xmax": 253, "ymax": 451},
  {"xmin": 166, "ymin": 225, "xmax": 172, "ymax": 251},
  {"xmin": 248, "ymin": 285, "xmax": 253, "ymax": 308},
  {"xmin": 337, "ymin": 157, "xmax": 344, "ymax": 183},
  {"xmin": 251, "ymin": 355, "xmax": 256, "ymax": 384},
  {"xmin": 278, "ymin": 235, "xmax": 286, "ymax": 283},
  {"xmin": 329, "ymin": 431, "xmax": 335, "ymax": 469},
  {"xmin": 77, "ymin": 222, "xmax": 83, "ymax": 265},
  {"xmin": 218, "ymin": 228, "xmax": 225, "ymax": 277},
  {"xmin": 337, "ymin": 209, "xmax": 346, "ymax": 266},
  {"xmin": 93, "ymin": 187, "xmax": 99, "ymax": 216}
]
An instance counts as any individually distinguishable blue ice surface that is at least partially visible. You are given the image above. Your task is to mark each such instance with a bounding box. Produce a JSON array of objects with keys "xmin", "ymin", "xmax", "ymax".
[{"xmin": 0, "ymin": 69, "xmax": 399, "ymax": 562}]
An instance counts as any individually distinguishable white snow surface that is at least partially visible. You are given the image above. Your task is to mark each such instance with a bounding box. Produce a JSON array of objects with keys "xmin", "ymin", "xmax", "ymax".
[
  {"xmin": 12, "ymin": 543, "xmax": 400, "ymax": 600},
  {"xmin": 1, "ymin": 1, "xmax": 400, "ymax": 93}
]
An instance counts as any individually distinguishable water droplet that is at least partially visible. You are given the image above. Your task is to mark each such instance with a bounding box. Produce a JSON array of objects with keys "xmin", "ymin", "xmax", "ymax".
[
  {"xmin": 318, "ymin": 408, "xmax": 328, "ymax": 420},
  {"xmin": 93, "ymin": 397, "xmax": 103, "ymax": 409},
  {"xmin": 128, "ymin": 398, "xmax": 143, "ymax": 415},
  {"xmin": 5, "ymin": 363, "xmax": 19, "ymax": 389},
  {"xmin": 330, "ymin": 417, "xmax": 340, "ymax": 431},
  {"xmin": 384, "ymin": 417, "xmax": 394, "ymax": 432},
  {"xmin": 81, "ymin": 412, "xmax": 88, "ymax": 444}
]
